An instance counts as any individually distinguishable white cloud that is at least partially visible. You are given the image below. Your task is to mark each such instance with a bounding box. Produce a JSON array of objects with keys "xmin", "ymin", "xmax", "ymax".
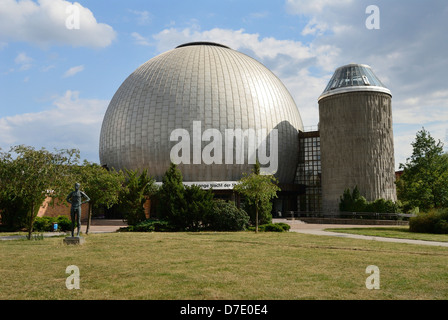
[
  {"xmin": 129, "ymin": 9, "xmax": 152, "ymax": 25},
  {"xmin": 301, "ymin": 18, "xmax": 327, "ymax": 36},
  {"xmin": 393, "ymin": 132, "xmax": 414, "ymax": 169},
  {"xmin": 154, "ymin": 27, "xmax": 305, "ymax": 59},
  {"xmin": 0, "ymin": 0, "xmax": 116, "ymax": 48},
  {"xmin": 15, "ymin": 52, "xmax": 33, "ymax": 71},
  {"xmin": 153, "ymin": 27, "xmax": 319, "ymax": 70},
  {"xmin": 151, "ymin": 0, "xmax": 448, "ymax": 169},
  {"xmin": 242, "ymin": 11, "xmax": 269, "ymax": 23},
  {"xmin": 15, "ymin": 53, "xmax": 30, "ymax": 63},
  {"xmin": 131, "ymin": 32, "xmax": 151, "ymax": 46},
  {"xmin": 248, "ymin": 11, "xmax": 269, "ymax": 19},
  {"xmin": 286, "ymin": 0, "xmax": 354, "ymax": 16},
  {"xmin": 285, "ymin": 0, "xmax": 448, "ymax": 167},
  {"xmin": 40, "ymin": 64, "xmax": 56, "ymax": 72},
  {"xmin": 63, "ymin": 65, "xmax": 84, "ymax": 78},
  {"xmin": 0, "ymin": 90, "xmax": 108, "ymax": 162}
]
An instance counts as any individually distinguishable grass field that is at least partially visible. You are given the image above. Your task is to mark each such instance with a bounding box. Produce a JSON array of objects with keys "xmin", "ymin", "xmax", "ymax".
[
  {"xmin": 325, "ymin": 227, "xmax": 448, "ymax": 242},
  {"xmin": 1, "ymin": 231, "xmax": 447, "ymax": 300}
]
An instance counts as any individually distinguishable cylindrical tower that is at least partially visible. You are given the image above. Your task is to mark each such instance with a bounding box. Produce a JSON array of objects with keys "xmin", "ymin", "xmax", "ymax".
[{"xmin": 318, "ymin": 64, "xmax": 396, "ymax": 214}]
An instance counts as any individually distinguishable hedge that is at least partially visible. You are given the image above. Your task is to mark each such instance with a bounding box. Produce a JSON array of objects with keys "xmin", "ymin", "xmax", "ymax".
[
  {"xmin": 247, "ymin": 222, "xmax": 291, "ymax": 232},
  {"xmin": 33, "ymin": 216, "xmax": 72, "ymax": 232},
  {"xmin": 409, "ymin": 208, "xmax": 448, "ymax": 234}
]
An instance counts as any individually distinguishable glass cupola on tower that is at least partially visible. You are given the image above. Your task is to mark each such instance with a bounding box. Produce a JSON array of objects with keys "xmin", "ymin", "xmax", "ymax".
[{"xmin": 318, "ymin": 63, "xmax": 391, "ymax": 101}]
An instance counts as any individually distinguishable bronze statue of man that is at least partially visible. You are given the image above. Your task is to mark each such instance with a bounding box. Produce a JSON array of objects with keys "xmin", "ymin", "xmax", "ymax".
[{"xmin": 66, "ymin": 183, "xmax": 90, "ymax": 237}]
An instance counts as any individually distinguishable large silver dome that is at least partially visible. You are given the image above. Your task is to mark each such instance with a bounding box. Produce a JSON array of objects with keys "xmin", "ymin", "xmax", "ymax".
[{"xmin": 99, "ymin": 42, "xmax": 303, "ymax": 183}]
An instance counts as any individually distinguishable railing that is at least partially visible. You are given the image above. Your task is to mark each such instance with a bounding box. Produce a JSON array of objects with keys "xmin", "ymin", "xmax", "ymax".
[
  {"xmin": 302, "ymin": 125, "xmax": 319, "ymax": 132},
  {"xmin": 339, "ymin": 212, "xmax": 415, "ymax": 221},
  {"xmin": 286, "ymin": 211, "xmax": 416, "ymax": 221}
]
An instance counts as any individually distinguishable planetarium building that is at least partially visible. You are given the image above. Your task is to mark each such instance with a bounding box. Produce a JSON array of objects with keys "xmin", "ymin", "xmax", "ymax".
[{"xmin": 99, "ymin": 42, "xmax": 396, "ymax": 215}]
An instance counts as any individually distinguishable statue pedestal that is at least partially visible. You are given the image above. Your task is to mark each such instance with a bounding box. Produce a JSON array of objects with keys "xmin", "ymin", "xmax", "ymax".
[{"xmin": 64, "ymin": 236, "xmax": 85, "ymax": 245}]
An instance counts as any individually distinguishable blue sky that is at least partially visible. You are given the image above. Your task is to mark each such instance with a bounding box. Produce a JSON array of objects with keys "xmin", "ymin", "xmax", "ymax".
[{"xmin": 0, "ymin": 0, "xmax": 447, "ymax": 169}]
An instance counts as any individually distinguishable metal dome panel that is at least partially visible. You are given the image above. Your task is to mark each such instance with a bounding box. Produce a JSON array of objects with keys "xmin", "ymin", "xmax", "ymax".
[{"xmin": 99, "ymin": 42, "xmax": 304, "ymax": 183}]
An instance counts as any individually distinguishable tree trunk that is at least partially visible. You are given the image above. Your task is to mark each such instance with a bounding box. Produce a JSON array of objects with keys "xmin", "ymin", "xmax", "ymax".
[
  {"xmin": 86, "ymin": 202, "xmax": 92, "ymax": 235},
  {"xmin": 27, "ymin": 202, "xmax": 35, "ymax": 240},
  {"xmin": 255, "ymin": 204, "xmax": 259, "ymax": 233}
]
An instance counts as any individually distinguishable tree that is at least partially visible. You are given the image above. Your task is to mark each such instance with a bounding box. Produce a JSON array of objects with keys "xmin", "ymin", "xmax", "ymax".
[
  {"xmin": 339, "ymin": 186, "xmax": 368, "ymax": 212},
  {"xmin": 179, "ymin": 184, "xmax": 215, "ymax": 231},
  {"xmin": 0, "ymin": 145, "xmax": 79, "ymax": 239},
  {"xmin": 157, "ymin": 163, "xmax": 215, "ymax": 231},
  {"xmin": 234, "ymin": 162, "xmax": 280, "ymax": 233},
  {"xmin": 397, "ymin": 128, "xmax": 448, "ymax": 211},
  {"xmin": 157, "ymin": 163, "xmax": 185, "ymax": 227},
  {"xmin": 119, "ymin": 169, "xmax": 157, "ymax": 226},
  {"xmin": 238, "ymin": 162, "xmax": 276, "ymax": 225},
  {"xmin": 242, "ymin": 195, "xmax": 273, "ymax": 225},
  {"xmin": 74, "ymin": 161, "xmax": 125, "ymax": 234},
  {"xmin": 339, "ymin": 188, "xmax": 355, "ymax": 212}
]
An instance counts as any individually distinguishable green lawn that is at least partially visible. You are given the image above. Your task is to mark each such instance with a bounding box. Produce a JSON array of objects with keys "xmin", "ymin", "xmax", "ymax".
[
  {"xmin": 1, "ymin": 231, "xmax": 447, "ymax": 300},
  {"xmin": 325, "ymin": 227, "xmax": 448, "ymax": 242}
]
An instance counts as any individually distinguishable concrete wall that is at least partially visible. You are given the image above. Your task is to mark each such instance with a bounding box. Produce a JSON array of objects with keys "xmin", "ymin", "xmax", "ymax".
[{"xmin": 319, "ymin": 91, "xmax": 396, "ymax": 214}]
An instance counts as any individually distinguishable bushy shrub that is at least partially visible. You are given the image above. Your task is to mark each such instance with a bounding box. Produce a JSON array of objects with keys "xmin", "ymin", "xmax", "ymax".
[
  {"xmin": 353, "ymin": 196, "xmax": 368, "ymax": 212},
  {"xmin": 247, "ymin": 222, "xmax": 290, "ymax": 232},
  {"xmin": 125, "ymin": 200, "xmax": 250, "ymax": 232},
  {"xmin": 435, "ymin": 220, "xmax": 448, "ymax": 234},
  {"xmin": 180, "ymin": 185, "xmax": 215, "ymax": 231},
  {"xmin": 124, "ymin": 219, "xmax": 174, "ymax": 232},
  {"xmin": 398, "ymin": 200, "xmax": 419, "ymax": 214},
  {"xmin": 204, "ymin": 199, "xmax": 250, "ymax": 231},
  {"xmin": 409, "ymin": 208, "xmax": 448, "ymax": 234},
  {"xmin": 409, "ymin": 211, "xmax": 438, "ymax": 233},
  {"xmin": 262, "ymin": 223, "xmax": 285, "ymax": 232},
  {"xmin": 367, "ymin": 199, "xmax": 399, "ymax": 213},
  {"xmin": 33, "ymin": 216, "xmax": 72, "ymax": 232},
  {"xmin": 339, "ymin": 187, "xmax": 356, "ymax": 212},
  {"xmin": 121, "ymin": 207, "xmax": 146, "ymax": 227},
  {"xmin": 33, "ymin": 217, "xmax": 54, "ymax": 232},
  {"xmin": 272, "ymin": 222, "xmax": 291, "ymax": 232},
  {"xmin": 339, "ymin": 186, "xmax": 400, "ymax": 213},
  {"xmin": 56, "ymin": 215, "xmax": 73, "ymax": 231}
]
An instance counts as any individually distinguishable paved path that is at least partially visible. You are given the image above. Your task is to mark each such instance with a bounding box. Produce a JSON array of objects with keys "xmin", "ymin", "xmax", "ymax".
[
  {"xmin": 2, "ymin": 219, "xmax": 448, "ymax": 247},
  {"xmin": 0, "ymin": 219, "xmax": 127, "ymax": 240},
  {"xmin": 278, "ymin": 219, "xmax": 448, "ymax": 248}
]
